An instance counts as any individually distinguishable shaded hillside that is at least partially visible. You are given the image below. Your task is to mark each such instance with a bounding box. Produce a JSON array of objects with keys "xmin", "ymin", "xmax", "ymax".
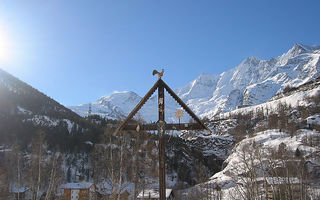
[
  {"xmin": 0, "ymin": 69, "xmax": 101, "ymax": 151},
  {"xmin": 0, "ymin": 68, "xmax": 79, "ymax": 119}
]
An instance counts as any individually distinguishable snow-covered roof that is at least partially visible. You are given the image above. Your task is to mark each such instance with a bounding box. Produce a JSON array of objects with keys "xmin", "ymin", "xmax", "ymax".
[
  {"xmin": 0, "ymin": 148, "xmax": 12, "ymax": 152},
  {"xmin": 10, "ymin": 186, "xmax": 29, "ymax": 193},
  {"xmin": 137, "ymin": 189, "xmax": 172, "ymax": 199},
  {"xmin": 62, "ymin": 182, "xmax": 94, "ymax": 189},
  {"xmin": 307, "ymin": 114, "xmax": 320, "ymax": 125},
  {"xmin": 96, "ymin": 181, "xmax": 134, "ymax": 195},
  {"xmin": 265, "ymin": 177, "xmax": 300, "ymax": 185},
  {"xmin": 84, "ymin": 141, "xmax": 93, "ymax": 146}
]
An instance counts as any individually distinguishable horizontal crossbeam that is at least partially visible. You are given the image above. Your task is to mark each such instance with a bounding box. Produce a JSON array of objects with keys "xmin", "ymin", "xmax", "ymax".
[{"xmin": 123, "ymin": 123, "xmax": 205, "ymax": 131}]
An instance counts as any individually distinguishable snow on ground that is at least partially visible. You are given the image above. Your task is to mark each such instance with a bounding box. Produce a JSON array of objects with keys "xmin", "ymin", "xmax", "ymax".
[
  {"xmin": 63, "ymin": 119, "xmax": 73, "ymax": 133},
  {"xmin": 25, "ymin": 115, "xmax": 58, "ymax": 127},
  {"xmin": 24, "ymin": 115, "xmax": 74, "ymax": 133},
  {"xmin": 17, "ymin": 106, "xmax": 32, "ymax": 115},
  {"xmin": 180, "ymin": 130, "xmax": 233, "ymax": 159}
]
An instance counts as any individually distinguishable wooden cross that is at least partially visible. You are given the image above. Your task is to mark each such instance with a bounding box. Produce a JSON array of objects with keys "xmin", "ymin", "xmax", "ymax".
[{"xmin": 114, "ymin": 74, "xmax": 210, "ymax": 200}]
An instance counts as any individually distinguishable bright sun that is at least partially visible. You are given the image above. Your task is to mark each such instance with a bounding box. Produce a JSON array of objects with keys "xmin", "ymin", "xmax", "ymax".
[{"xmin": 0, "ymin": 30, "xmax": 13, "ymax": 63}]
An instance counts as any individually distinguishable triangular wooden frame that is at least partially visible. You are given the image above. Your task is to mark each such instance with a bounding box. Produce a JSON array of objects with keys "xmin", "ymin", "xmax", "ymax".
[{"xmin": 114, "ymin": 79, "xmax": 210, "ymax": 135}]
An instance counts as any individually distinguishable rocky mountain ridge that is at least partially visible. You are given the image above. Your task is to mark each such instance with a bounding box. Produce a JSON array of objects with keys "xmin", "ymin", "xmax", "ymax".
[{"xmin": 70, "ymin": 43, "xmax": 320, "ymax": 120}]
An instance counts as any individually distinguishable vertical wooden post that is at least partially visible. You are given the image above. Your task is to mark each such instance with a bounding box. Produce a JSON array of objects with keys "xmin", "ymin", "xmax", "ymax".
[
  {"xmin": 157, "ymin": 82, "xmax": 166, "ymax": 200},
  {"xmin": 114, "ymin": 77, "xmax": 211, "ymax": 200}
]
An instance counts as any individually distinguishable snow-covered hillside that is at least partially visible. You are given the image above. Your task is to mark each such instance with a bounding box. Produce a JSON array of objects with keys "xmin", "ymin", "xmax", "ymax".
[
  {"xmin": 70, "ymin": 43, "xmax": 320, "ymax": 121},
  {"xmin": 217, "ymin": 79, "xmax": 320, "ymax": 120},
  {"xmin": 176, "ymin": 75, "xmax": 320, "ymax": 199},
  {"xmin": 186, "ymin": 129, "xmax": 320, "ymax": 199}
]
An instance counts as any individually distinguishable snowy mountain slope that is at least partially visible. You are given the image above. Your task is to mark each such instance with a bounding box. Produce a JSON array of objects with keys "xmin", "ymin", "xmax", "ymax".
[
  {"xmin": 186, "ymin": 129, "xmax": 320, "ymax": 199},
  {"xmin": 70, "ymin": 43, "xmax": 320, "ymax": 121},
  {"xmin": 70, "ymin": 91, "xmax": 141, "ymax": 120},
  {"xmin": 218, "ymin": 80, "xmax": 320, "ymax": 119},
  {"xmin": 69, "ymin": 91, "xmax": 193, "ymax": 122},
  {"xmin": 198, "ymin": 43, "xmax": 320, "ymax": 118}
]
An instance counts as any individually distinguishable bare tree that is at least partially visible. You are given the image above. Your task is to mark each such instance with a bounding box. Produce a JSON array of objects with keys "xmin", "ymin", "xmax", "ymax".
[
  {"xmin": 28, "ymin": 130, "xmax": 46, "ymax": 200},
  {"xmin": 133, "ymin": 132, "xmax": 141, "ymax": 200},
  {"xmin": 44, "ymin": 151, "xmax": 63, "ymax": 200},
  {"xmin": 6, "ymin": 141, "xmax": 26, "ymax": 200},
  {"xmin": 0, "ymin": 165, "xmax": 10, "ymax": 199},
  {"xmin": 117, "ymin": 132, "xmax": 126, "ymax": 200}
]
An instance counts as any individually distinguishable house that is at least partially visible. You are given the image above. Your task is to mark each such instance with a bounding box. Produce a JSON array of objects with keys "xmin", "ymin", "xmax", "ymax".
[
  {"xmin": 265, "ymin": 177, "xmax": 300, "ymax": 200},
  {"xmin": 95, "ymin": 182, "xmax": 133, "ymax": 200},
  {"xmin": 10, "ymin": 186, "xmax": 31, "ymax": 200},
  {"xmin": 306, "ymin": 114, "xmax": 320, "ymax": 129},
  {"xmin": 97, "ymin": 189, "xmax": 130, "ymax": 200},
  {"xmin": 236, "ymin": 105, "xmax": 250, "ymax": 109},
  {"xmin": 306, "ymin": 160, "xmax": 320, "ymax": 178},
  {"xmin": 236, "ymin": 176, "xmax": 302, "ymax": 200},
  {"xmin": 137, "ymin": 189, "xmax": 174, "ymax": 200},
  {"xmin": 62, "ymin": 182, "xmax": 96, "ymax": 200}
]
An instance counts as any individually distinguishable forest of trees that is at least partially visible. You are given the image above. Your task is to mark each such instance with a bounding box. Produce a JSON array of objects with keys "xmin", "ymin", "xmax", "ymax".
[{"xmin": 0, "ymin": 113, "xmax": 221, "ymax": 199}]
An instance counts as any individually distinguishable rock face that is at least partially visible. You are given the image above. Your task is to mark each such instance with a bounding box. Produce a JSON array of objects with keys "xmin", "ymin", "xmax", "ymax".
[{"xmin": 70, "ymin": 43, "xmax": 320, "ymax": 120}]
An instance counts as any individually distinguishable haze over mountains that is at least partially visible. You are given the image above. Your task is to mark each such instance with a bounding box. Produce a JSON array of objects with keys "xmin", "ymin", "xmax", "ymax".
[{"xmin": 70, "ymin": 43, "xmax": 320, "ymax": 121}]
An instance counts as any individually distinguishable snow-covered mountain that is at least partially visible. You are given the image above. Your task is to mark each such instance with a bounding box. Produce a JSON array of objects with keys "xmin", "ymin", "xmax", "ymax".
[
  {"xmin": 70, "ymin": 43, "xmax": 320, "ymax": 120},
  {"xmin": 69, "ymin": 91, "xmax": 187, "ymax": 122}
]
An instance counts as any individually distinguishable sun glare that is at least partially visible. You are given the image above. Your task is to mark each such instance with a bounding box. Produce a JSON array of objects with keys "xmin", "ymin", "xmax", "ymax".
[{"xmin": 0, "ymin": 30, "xmax": 13, "ymax": 63}]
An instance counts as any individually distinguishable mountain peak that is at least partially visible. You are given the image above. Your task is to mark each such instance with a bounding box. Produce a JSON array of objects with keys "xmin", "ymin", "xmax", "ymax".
[
  {"xmin": 242, "ymin": 56, "xmax": 261, "ymax": 65},
  {"xmin": 277, "ymin": 43, "xmax": 319, "ymax": 66},
  {"xmin": 291, "ymin": 43, "xmax": 309, "ymax": 53},
  {"xmin": 98, "ymin": 91, "xmax": 140, "ymax": 104},
  {"xmin": 287, "ymin": 43, "xmax": 320, "ymax": 56},
  {"xmin": 195, "ymin": 73, "xmax": 219, "ymax": 83}
]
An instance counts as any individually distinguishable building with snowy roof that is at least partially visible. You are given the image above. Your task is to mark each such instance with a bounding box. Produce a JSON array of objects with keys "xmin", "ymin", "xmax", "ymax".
[
  {"xmin": 96, "ymin": 189, "xmax": 130, "ymax": 200},
  {"xmin": 137, "ymin": 188, "xmax": 174, "ymax": 200},
  {"xmin": 62, "ymin": 182, "xmax": 96, "ymax": 200},
  {"xmin": 264, "ymin": 177, "xmax": 301, "ymax": 200},
  {"xmin": 9, "ymin": 186, "xmax": 30, "ymax": 200}
]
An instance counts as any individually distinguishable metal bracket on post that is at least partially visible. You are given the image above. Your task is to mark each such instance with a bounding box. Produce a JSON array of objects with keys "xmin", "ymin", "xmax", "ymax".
[{"xmin": 157, "ymin": 121, "xmax": 166, "ymax": 136}]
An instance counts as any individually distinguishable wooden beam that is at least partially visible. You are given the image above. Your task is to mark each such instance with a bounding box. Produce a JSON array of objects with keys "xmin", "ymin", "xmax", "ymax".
[
  {"xmin": 160, "ymin": 79, "xmax": 211, "ymax": 133},
  {"xmin": 114, "ymin": 78, "xmax": 212, "ymax": 135},
  {"xmin": 123, "ymin": 123, "xmax": 205, "ymax": 131},
  {"xmin": 158, "ymin": 83, "xmax": 166, "ymax": 200},
  {"xmin": 113, "ymin": 79, "xmax": 160, "ymax": 135}
]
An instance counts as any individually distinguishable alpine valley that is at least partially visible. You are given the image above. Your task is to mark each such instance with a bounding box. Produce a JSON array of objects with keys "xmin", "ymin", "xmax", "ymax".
[{"xmin": 1, "ymin": 43, "xmax": 320, "ymax": 199}]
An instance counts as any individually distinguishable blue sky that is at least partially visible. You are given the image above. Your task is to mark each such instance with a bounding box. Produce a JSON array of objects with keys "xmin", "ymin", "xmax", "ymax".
[{"xmin": 0, "ymin": 0, "xmax": 319, "ymax": 106}]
